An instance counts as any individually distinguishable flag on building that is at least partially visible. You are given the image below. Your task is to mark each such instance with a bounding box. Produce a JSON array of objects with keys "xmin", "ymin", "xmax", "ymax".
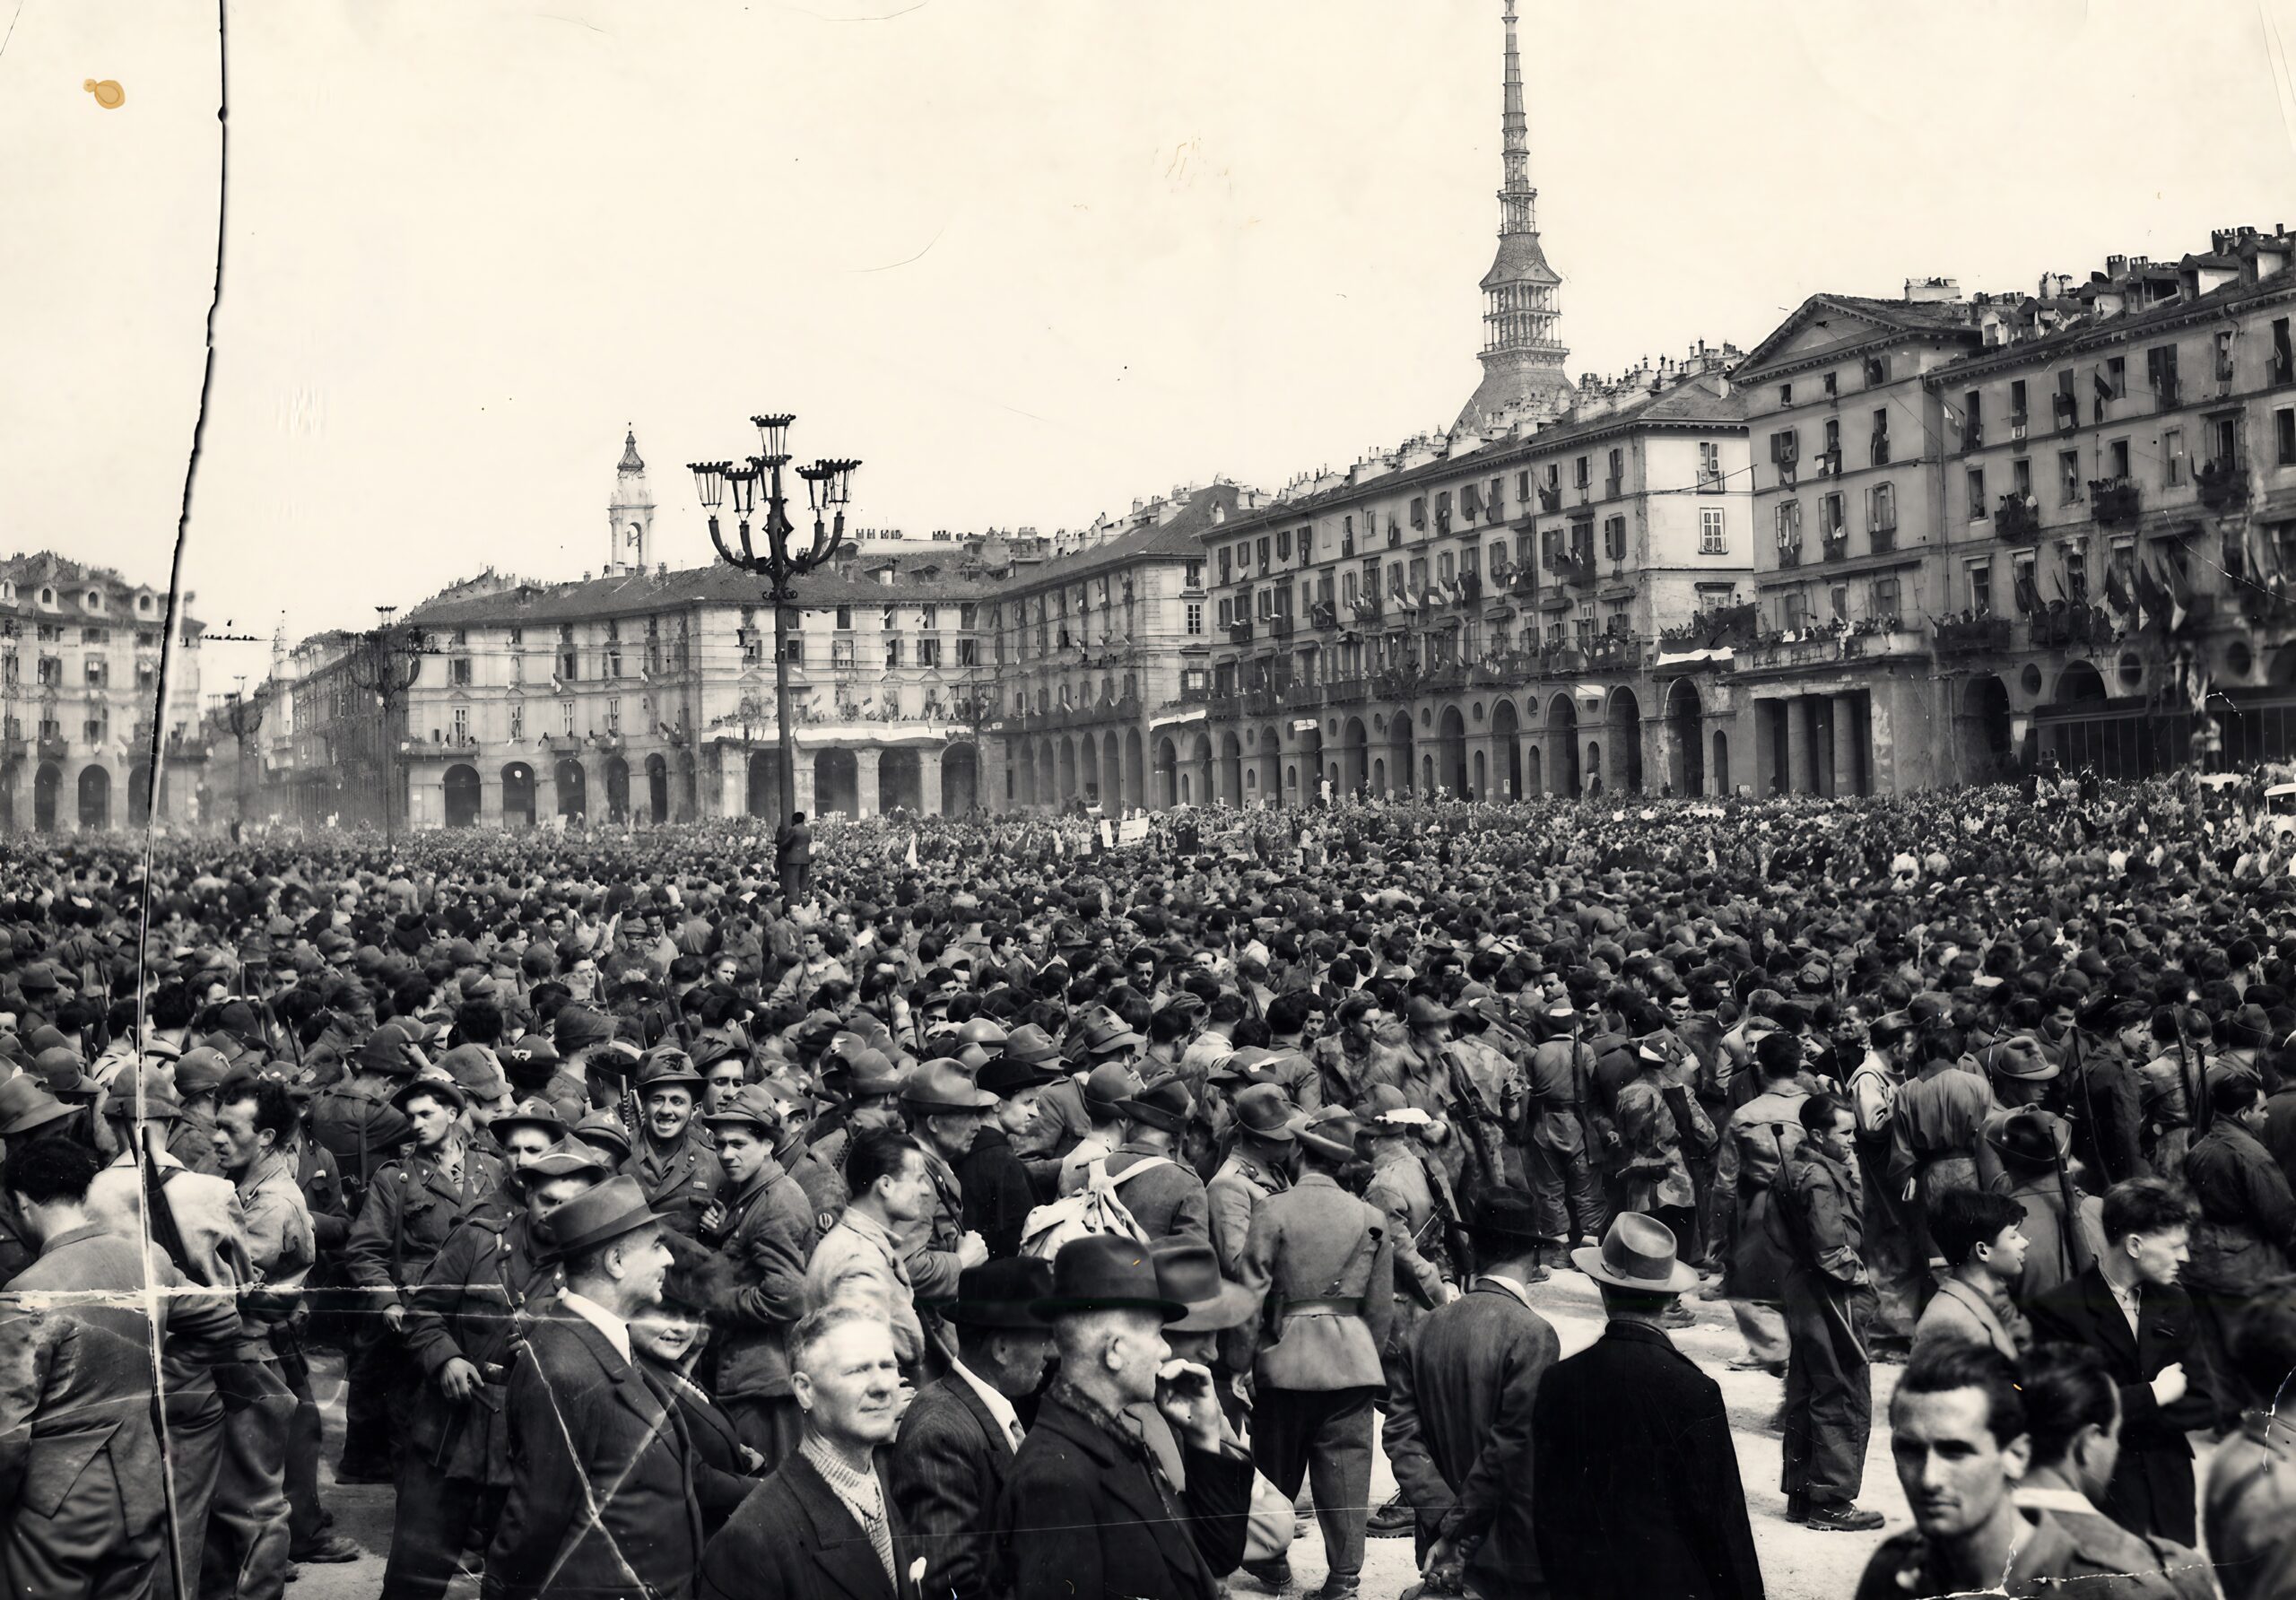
[{"xmin": 2104, "ymin": 561, "xmax": 2134, "ymax": 614}]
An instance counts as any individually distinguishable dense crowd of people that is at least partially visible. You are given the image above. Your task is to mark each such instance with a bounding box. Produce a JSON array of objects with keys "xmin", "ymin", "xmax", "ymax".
[{"xmin": 2, "ymin": 770, "xmax": 2295, "ymax": 1600}]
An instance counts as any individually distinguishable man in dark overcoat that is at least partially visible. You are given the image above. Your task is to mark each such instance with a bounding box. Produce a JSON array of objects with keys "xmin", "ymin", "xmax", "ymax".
[{"xmin": 1532, "ymin": 1213, "xmax": 1766, "ymax": 1600}]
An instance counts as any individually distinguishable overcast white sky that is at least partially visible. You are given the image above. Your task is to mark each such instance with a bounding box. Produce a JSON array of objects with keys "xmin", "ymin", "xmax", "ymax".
[{"xmin": 5, "ymin": 0, "xmax": 2296, "ymax": 698}]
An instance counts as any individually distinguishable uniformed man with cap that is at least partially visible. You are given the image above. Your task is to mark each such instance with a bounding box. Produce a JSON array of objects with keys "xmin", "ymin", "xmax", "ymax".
[
  {"xmin": 343, "ymin": 1070, "xmax": 509, "ymax": 1482},
  {"xmin": 1239, "ymin": 1107, "xmax": 1393, "ymax": 1600},
  {"xmin": 306, "ymin": 1025, "xmax": 418, "ymax": 1218},
  {"xmin": 1106, "ymin": 1070, "xmax": 1213, "ymax": 1247},
  {"xmin": 382, "ymin": 1143, "xmax": 609, "ymax": 1600},
  {"xmin": 0, "ymin": 1074, "xmax": 81, "ymax": 1281},
  {"xmin": 700, "ymin": 1082, "xmax": 827, "ymax": 1471},
  {"xmin": 624, "ymin": 1048, "xmax": 726, "ymax": 1238},
  {"xmin": 485, "ymin": 1174, "xmax": 700, "ymax": 1600},
  {"xmin": 806, "ymin": 1046, "xmax": 907, "ymax": 1178},
  {"xmin": 169, "ymin": 1044, "xmax": 233, "ymax": 1175},
  {"xmin": 1520, "ymin": 997, "xmax": 1609, "ymax": 1260},
  {"xmin": 902, "ymin": 1061, "xmax": 997, "ymax": 1365}
]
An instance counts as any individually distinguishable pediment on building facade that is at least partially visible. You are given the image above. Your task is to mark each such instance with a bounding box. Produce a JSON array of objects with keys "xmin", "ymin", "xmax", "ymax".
[{"xmin": 1738, "ymin": 294, "xmax": 1975, "ymax": 378}]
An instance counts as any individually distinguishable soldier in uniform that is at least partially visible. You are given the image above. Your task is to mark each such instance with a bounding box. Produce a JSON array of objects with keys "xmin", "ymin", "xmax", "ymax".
[
  {"xmin": 900, "ymin": 1061, "xmax": 996, "ymax": 1364},
  {"xmin": 760, "ymin": 1074, "xmax": 847, "ymax": 1223},
  {"xmin": 1239, "ymin": 1109, "xmax": 1395, "ymax": 1600},
  {"xmin": 700, "ymin": 1083, "xmax": 829, "ymax": 1471},
  {"xmin": 1776, "ymin": 1092, "xmax": 1885, "ymax": 1532},
  {"xmin": 305, "ymin": 1026, "xmax": 416, "ymax": 1218},
  {"xmin": 1106, "ymin": 1071, "xmax": 1213, "ymax": 1246},
  {"xmin": 342, "ymin": 1074, "xmax": 509, "ymax": 1483},
  {"xmin": 1205, "ymin": 1083, "xmax": 1301, "ymax": 1429},
  {"xmin": 1520, "ymin": 998, "xmax": 1608, "ymax": 1263},
  {"xmin": 381, "ymin": 1145, "xmax": 606, "ymax": 1600},
  {"xmin": 622, "ymin": 1048, "xmax": 725, "ymax": 1238}
]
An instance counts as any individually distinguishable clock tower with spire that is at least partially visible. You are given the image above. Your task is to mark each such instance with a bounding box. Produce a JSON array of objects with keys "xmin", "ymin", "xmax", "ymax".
[
  {"xmin": 607, "ymin": 427, "xmax": 655, "ymax": 575},
  {"xmin": 1456, "ymin": 0, "xmax": 1574, "ymax": 434}
]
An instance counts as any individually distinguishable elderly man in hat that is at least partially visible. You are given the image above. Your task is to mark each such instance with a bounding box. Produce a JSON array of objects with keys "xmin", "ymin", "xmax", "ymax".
[
  {"xmin": 700, "ymin": 1081, "xmax": 828, "ymax": 1472},
  {"xmin": 343, "ymin": 1070, "xmax": 508, "ymax": 1483},
  {"xmin": 1383, "ymin": 1187, "xmax": 1561, "ymax": 1599},
  {"xmin": 993, "ymin": 1235, "xmax": 1254, "ymax": 1600},
  {"xmin": 384, "ymin": 1143, "xmax": 608, "ymax": 1600},
  {"xmin": 1238, "ymin": 1108, "xmax": 1394, "ymax": 1600},
  {"xmin": 624, "ymin": 1048, "xmax": 725, "ymax": 1239},
  {"xmin": 1106, "ymin": 1069, "xmax": 1213, "ymax": 1246},
  {"xmin": 1533, "ymin": 1213, "xmax": 1764, "ymax": 1600},
  {"xmin": 486, "ymin": 1174, "xmax": 700, "ymax": 1600},
  {"xmin": 885, "ymin": 1258, "xmax": 1057, "ymax": 1600}
]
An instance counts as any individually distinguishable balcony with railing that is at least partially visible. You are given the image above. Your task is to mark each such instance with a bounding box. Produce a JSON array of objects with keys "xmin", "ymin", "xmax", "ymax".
[
  {"xmin": 1244, "ymin": 685, "xmax": 1283, "ymax": 717},
  {"xmin": 1732, "ymin": 623, "xmax": 1928, "ymax": 674},
  {"xmin": 1871, "ymin": 430, "xmax": 1892, "ymax": 465},
  {"xmin": 1870, "ymin": 523, "xmax": 1898, "ymax": 555},
  {"xmin": 2089, "ymin": 477, "xmax": 2142, "ymax": 529},
  {"xmin": 1283, "ymin": 681, "xmax": 1325, "ymax": 712},
  {"xmin": 1658, "ymin": 601, "xmax": 1760, "ymax": 657},
  {"xmin": 1308, "ymin": 600, "xmax": 1339, "ymax": 631},
  {"xmin": 1604, "ymin": 474, "xmax": 1624, "ymax": 500},
  {"xmin": 1813, "ymin": 448, "xmax": 1843, "ymax": 480},
  {"xmin": 1325, "ymin": 675, "xmax": 1369, "ymax": 705},
  {"xmin": 37, "ymin": 733, "xmax": 69, "ymax": 761},
  {"xmin": 1228, "ymin": 620, "xmax": 1255, "ymax": 645},
  {"xmin": 2197, "ymin": 454, "xmax": 2249, "ymax": 511},
  {"xmin": 2025, "ymin": 603, "xmax": 2120, "ymax": 651},
  {"xmin": 1931, "ymin": 616, "xmax": 2014, "ymax": 656},
  {"xmin": 1995, "ymin": 494, "xmax": 2042, "ymax": 544},
  {"xmin": 1584, "ymin": 631, "xmax": 1645, "ymax": 672},
  {"xmin": 1537, "ymin": 484, "xmax": 1562, "ymax": 513},
  {"xmin": 1777, "ymin": 542, "xmax": 1804, "ymax": 570}
]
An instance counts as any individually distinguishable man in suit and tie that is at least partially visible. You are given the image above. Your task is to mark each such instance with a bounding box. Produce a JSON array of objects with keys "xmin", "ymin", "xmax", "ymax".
[
  {"xmin": 1532, "ymin": 1213, "xmax": 1766, "ymax": 1600},
  {"xmin": 483, "ymin": 1175, "xmax": 703, "ymax": 1600},
  {"xmin": 699, "ymin": 1303, "xmax": 920, "ymax": 1600},
  {"xmin": 2024, "ymin": 1176, "xmax": 2218, "ymax": 1546},
  {"xmin": 884, "ymin": 1258, "xmax": 1056, "ymax": 1600}
]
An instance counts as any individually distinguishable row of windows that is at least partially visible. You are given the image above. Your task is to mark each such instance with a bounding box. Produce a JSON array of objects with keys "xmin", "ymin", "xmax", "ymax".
[{"xmin": 0, "ymin": 581, "xmax": 161, "ymax": 616}]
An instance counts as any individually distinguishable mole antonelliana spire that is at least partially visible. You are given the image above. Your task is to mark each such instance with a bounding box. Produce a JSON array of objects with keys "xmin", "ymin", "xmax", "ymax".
[{"xmin": 1454, "ymin": 0, "xmax": 1574, "ymax": 434}]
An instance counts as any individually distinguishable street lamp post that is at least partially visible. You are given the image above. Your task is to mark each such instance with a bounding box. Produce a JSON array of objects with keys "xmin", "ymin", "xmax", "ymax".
[
  {"xmin": 223, "ymin": 674, "xmax": 262, "ymax": 830},
  {"xmin": 690, "ymin": 415, "xmax": 859, "ymax": 825}
]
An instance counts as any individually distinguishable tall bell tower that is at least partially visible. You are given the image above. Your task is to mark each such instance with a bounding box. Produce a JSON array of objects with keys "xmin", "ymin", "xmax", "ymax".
[
  {"xmin": 607, "ymin": 428, "xmax": 655, "ymax": 575},
  {"xmin": 1455, "ymin": 1, "xmax": 1574, "ymax": 434}
]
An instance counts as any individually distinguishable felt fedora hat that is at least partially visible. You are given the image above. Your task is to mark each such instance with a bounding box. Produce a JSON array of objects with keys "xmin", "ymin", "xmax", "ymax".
[
  {"xmin": 1572, "ymin": 1212, "xmax": 1699, "ymax": 1295},
  {"xmin": 934, "ymin": 1257, "xmax": 1057, "ymax": 1330},
  {"xmin": 536, "ymin": 1174, "xmax": 662, "ymax": 1265},
  {"xmin": 1037, "ymin": 1234, "xmax": 1185, "ymax": 1322},
  {"xmin": 1152, "ymin": 1240, "xmax": 1260, "ymax": 1333}
]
